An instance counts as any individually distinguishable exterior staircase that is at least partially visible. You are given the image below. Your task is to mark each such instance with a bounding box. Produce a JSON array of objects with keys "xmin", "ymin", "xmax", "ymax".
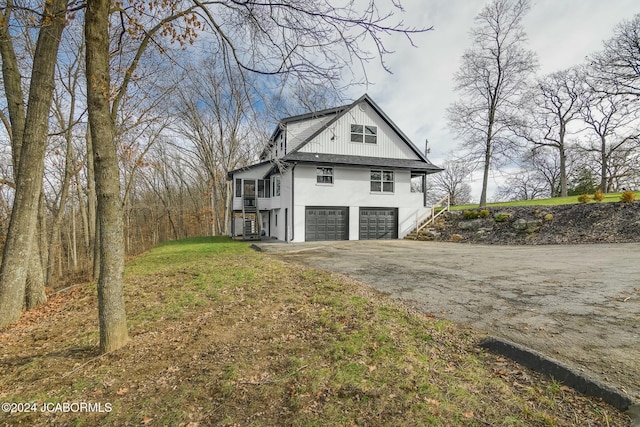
[
  {"xmin": 241, "ymin": 195, "xmax": 260, "ymax": 241},
  {"xmin": 405, "ymin": 195, "xmax": 450, "ymax": 240}
]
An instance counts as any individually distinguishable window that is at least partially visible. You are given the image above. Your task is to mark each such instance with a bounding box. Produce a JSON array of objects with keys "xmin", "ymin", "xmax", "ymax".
[
  {"xmin": 316, "ymin": 167, "xmax": 333, "ymax": 184},
  {"xmin": 411, "ymin": 174, "xmax": 424, "ymax": 193},
  {"xmin": 272, "ymin": 175, "xmax": 281, "ymax": 197},
  {"xmin": 235, "ymin": 178, "xmax": 241, "ymax": 197},
  {"xmin": 351, "ymin": 124, "xmax": 377, "ymax": 144},
  {"xmin": 258, "ymin": 179, "xmax": 270, "ymax": 198},
  {"xmin": 371, "ymin": 170, "xmax": 394, "ymax": 193}
]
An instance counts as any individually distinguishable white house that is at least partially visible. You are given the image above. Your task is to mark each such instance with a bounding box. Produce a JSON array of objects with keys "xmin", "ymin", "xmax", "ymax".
[{"xmin": 228, "ymin": 94, "xmax": 443, "ymax": 242}]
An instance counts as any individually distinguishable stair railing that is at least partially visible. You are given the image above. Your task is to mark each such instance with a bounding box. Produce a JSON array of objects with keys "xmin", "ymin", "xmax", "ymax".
[{"xmin": 415, "ymin": 195, "xmax": 450, "ymax": 239}]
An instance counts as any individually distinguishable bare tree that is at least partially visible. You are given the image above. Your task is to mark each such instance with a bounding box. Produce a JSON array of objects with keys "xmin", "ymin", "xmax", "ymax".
[
  {"xmin": 589, "ymin": 13, "xmax": 640, "ymax": 99},
  {"xmin": 85, "ymin": 0, "xmax": 130, "ymax": 352},
  {"xmin": 0, "ymin": 0, "xmax": 68, "ymax": 329},
  {"xmin": 447, "ymin": 0, "xmax": 537, "ymax": 206},
  {"xmin": 516, "ymin": 68, "xmax": 583, "ymax": 197},
  {"xmin": 172, "ymin": 61, "xmax": 262, "ymax": 235},
  {"xmin": 496, "ymin": 169, "xmax": 547, "ymax": 201},
  {"xmin": 428, "ymin": 159, "xmax": 473, "ymax": 206},
  {"xmin": 580, "ymin": 85, "xmax": 640, "ymax": 193}
]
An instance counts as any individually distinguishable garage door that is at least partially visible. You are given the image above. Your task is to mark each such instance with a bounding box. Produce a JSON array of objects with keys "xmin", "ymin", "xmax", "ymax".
[
  {"xmin": 359, "ymin": 208, "xmax": 398, "ymax": 240},
  {"xmin": 305, "ymin": 207, "xmax": 349, "ymax": 241}
]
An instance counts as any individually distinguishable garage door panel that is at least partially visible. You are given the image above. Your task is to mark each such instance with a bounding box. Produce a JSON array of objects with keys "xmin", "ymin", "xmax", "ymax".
[
  {"xmin": 359, "ymin": 208, "xmax": 398, "ymax": 240},
  {"xmin": 305, "ymin": 207, "xmax": 348, "ymax": 241}
]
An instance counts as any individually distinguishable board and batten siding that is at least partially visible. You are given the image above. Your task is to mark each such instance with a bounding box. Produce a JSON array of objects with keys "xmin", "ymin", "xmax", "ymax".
[
  {"xmin": 298, "ymin": 102, "xmax": 418, "ymax": 160},
  {"xmin": 285, "ymin": 115, "xmax": 337, "ymax": 154}
]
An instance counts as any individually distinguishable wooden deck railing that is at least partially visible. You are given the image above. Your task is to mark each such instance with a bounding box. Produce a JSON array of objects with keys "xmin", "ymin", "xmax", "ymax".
[{"xmin": 414, "ymin": 195, "xmax": 450, "ymax": 239}]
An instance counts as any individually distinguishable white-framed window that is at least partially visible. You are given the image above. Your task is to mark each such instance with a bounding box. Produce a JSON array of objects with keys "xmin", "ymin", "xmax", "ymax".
[
  {"xmin": 370, "ymin": 170, "xmax": 394, "ymax": 193},
  {"xmin": 272, "ymin": 175, "xmax": 281, "ymax": 197},
  {"xmin": 350, "ymin": 124, "xmax": 377, "ymax": 144},
  {"xmin": 258, "ymin": 179, "xmax": 270, "ymax": 198},
  {"xmin": 316, "ymin": 167, "xmax": 333, "ymax": 184},
  {"xmin": 235, "ymin": 178, "xmax": 242, "ymax": 197}
]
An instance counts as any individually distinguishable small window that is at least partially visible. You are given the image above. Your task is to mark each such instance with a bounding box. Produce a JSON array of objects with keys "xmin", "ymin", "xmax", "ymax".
[
  {"xmin": 351, "ymin": 124, "xmax": 377, "ymax": 144},
  {"xmin": 272, "ymin": 175, "xmax": 281, "ymax": 197},
  {"xmin": 371, "ymin": 170, "xmax": 394, "ymax": 193},
  {"xmin": 235, "ymin": 178, "xmax": 241, "ymax": 197},
  {"xmin": 316, "ymin": 167, "xmax": 333, "ymax": 184}
]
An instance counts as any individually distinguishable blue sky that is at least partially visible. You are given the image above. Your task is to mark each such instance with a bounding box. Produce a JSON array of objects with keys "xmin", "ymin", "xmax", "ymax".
[{"xmin": 344, "ymin": 0, "xmax": 639, "ymax": 202}]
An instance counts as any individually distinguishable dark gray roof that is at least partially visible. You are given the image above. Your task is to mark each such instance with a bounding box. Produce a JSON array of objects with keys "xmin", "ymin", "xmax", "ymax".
[
  {"xmin": 226, "ymin": 160, "xmax": 272, "ymax": 180},
  {"xmin": 279, "ymin": 152, "xmax": 443, "ymax": 173}
]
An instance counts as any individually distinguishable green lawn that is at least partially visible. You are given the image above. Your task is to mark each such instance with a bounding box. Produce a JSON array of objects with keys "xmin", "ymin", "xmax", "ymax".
[{"xmin": 451, "ymin": 191, "xmax": 640, "ymax": 210}]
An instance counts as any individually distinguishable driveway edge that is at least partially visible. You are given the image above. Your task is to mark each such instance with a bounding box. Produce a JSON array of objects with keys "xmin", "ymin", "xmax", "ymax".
[{"xmin": 479, "ymin": 336, "xmax": 634, "ymax": 411}]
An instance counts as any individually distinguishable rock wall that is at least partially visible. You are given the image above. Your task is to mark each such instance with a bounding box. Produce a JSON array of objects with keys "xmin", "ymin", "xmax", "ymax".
[{"xmin": 418, "ymin": 202, "xmax": 640, "ymax": 245}]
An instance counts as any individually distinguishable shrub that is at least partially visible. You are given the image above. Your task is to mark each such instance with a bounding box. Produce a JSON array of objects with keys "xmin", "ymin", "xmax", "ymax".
[
  {"xmin": 594, "ymin": 189, "xmax": 604, "ymax": 202},
  {"xmin": 577, "ymin": 194, "xmax": 591, "ymax": 203},
  {"xmin": 543, "ymin": 213, "xmax": 554, "ymax": 221},
  {"xmin": 462, "ymin": 210, "xmax": 480, "ymax": 220},
  {"xmin": 494, "ymin": 212, "xmax": 512, "ymax": 223},
  {"xmin": 479, "ymin": 209, "xmax": 490, "ymax": 218},
  {"xmin": 620, "ymin": 190, "xmax": 635, "ymax": 203}
]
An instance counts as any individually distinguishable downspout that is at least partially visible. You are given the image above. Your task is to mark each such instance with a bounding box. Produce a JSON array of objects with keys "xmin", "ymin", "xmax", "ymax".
[{"xmin": 290, "ymin": 162, "xmax": 297, "ymax": 242}]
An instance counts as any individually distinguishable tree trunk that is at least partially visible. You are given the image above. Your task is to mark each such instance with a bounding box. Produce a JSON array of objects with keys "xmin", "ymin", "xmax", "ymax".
[
  {"xmin": 86, "ymin": 127, "xmax": 100, "ymax": 280},
  {"xmin": 559, "ymin": 146, "xmax": 568, "ymax": 198},
  {"xmin": 76, "ymin": 174, "xmax": 90, "ymax": 257},
  {"xmin": 479, "ymin": 137, "xmax": 491, "ymax": 207},
  {"xmin": 25, "ymin": 231, "xmax": 47, "ymax": 309},
  {"xmin": 0, "ymin": 0, "xmax": 67, "ymax": 329},
  {"xmin": 600, "ymin": 136, "xmax": 608, "ymax": 193},
  {"xmin": 85, "ymin": 0, "xmax": 129, "ymax": 352},
  {"xmin": 25, "ymin": 192, "xmax": 48, "ymax": 308}
]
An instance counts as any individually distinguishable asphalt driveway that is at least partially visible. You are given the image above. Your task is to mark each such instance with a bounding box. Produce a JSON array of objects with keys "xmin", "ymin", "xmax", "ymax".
[{"xmin": 258, "ymin": 240, "xmax": 640, "ymax": 402}]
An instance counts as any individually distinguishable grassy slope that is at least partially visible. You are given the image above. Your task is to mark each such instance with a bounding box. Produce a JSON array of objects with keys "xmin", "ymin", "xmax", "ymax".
[
  {"xmin": 451, "ymin": 191, "xmax": 640, "ymax": 210},
  {"xmin": 0, "ymin": 237, "xmax": 629, "ymax": 426}
]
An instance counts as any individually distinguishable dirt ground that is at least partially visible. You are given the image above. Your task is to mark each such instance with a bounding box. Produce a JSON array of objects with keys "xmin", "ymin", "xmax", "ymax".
[{"xmin": 259, "ymin": 240, "xmax": 640, "ymax": 404}]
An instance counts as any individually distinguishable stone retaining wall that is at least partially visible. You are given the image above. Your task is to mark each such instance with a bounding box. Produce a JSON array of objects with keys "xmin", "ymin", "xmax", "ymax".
[{"xmin": 420, "ymin": 202, "xmax": 640, "ymax": 245}]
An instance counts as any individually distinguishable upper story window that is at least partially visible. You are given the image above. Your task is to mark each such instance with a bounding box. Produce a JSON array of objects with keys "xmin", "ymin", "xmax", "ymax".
[
  {"xmin": 258, "ymin": 179, "xmax": 270, "ymax": 198},
  {"xmin": 272, "ymin": 175, "xmax": 281, "ymax": 197},
  {"xmin": 371, "ymin": 170, "xmax": 394, "ymax": 193},
  {"xmin": 316, "ymin": 167, "xmax": 333, "ymax": 184},
  {"xmin": 350, "ymin": 124, "xmax": 377, "ymax": 144},
  {"xmin": 235, "ymin": 178, "xmax": 242, "ymax": 197}
]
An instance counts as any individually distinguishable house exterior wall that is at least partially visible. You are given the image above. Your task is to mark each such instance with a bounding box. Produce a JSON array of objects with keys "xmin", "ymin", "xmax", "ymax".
[
  {"xmin": 268, "ymin": 167, "xmax": 293, "ymax": 241},
  {"xmin": 286, "ymin": 115, "xmax": 336, "ymax": 154},
  {"xmin": 297, "ymin": 101, "xmax": 419, "ymax": 160},
  {"xmin": 291, "ymin": 164, "xmax": 428, "ymax": 242}
]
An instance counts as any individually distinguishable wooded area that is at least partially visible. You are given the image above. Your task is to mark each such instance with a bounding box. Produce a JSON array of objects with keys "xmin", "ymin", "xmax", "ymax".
[
  {"xmin": 0, "ymin": 0, "xmax": 429, "ymax": 350},
  {"xmin": 0, "ymin": 0, "xmax": 639, "ymax": 350}
]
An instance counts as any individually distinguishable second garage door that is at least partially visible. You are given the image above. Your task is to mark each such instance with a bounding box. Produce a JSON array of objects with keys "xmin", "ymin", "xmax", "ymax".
[
  {"xmin": 305, "ymin": 207, "xmax": 349, "ymax": 241},
  {"xmin": 359, "ymin": 208, "xmax": 398, "ymax": 240}
]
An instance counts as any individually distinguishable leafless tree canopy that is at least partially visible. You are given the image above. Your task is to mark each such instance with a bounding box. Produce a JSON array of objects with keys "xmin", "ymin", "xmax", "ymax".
[
  {"xmin": 589, "ymin": 14, "xmax": 640, "ymax": 98},
  {"xmin": 428, "ymin": 159, "xmax": 473, "ymax": 206},
  {"xmin": 447, "ymin": 0, "xmax": 537, "ymax": 206}
]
